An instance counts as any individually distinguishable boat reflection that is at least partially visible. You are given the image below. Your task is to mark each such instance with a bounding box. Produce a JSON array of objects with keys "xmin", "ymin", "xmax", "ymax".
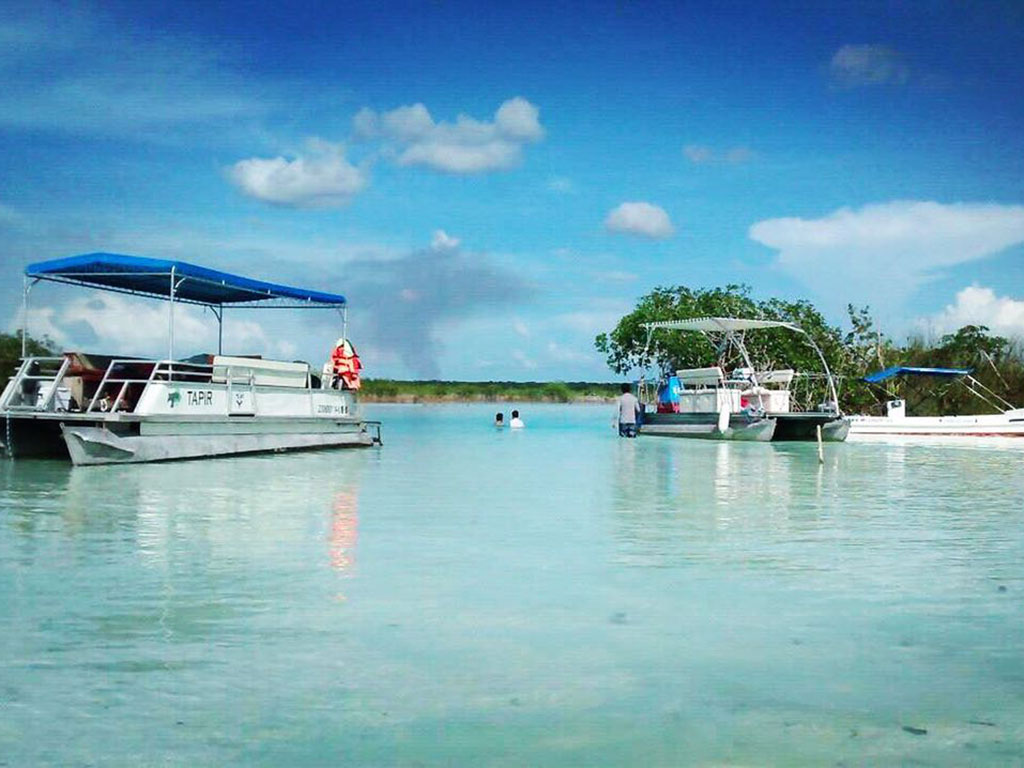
[
  {"xmin": 44, "ymin": 452, "xmax": 366, "ymax": 582},
  {"xmin": 610, "ymin": 439, "xmax": 843, "ymax": 570},
  {"xmin": 329, "ymin": 489, "xmax": 359, "ymax": 573}
]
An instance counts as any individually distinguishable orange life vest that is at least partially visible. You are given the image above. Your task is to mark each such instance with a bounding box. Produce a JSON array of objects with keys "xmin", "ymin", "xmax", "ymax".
[{"xmin": 330, "ymin": 339, "xmax": 362, "ymax": 390}]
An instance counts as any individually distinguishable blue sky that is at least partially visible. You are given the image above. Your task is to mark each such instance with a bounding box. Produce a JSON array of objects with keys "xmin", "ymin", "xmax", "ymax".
[{"xmin": 2, "ymin": 0, "xmax": 1023, "ymax": 380}]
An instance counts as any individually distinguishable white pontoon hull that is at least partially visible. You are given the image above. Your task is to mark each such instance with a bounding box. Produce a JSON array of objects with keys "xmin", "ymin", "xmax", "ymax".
[
  {"xmin": 62, "ymin": 418, "xmax": 375, "ymax": 465},
  {"xmin": 640, "ymin": 413, "xmax": 777, "ymax": 441},
  {"xmin": 848, "ymin": 411, "xmax": 1024, "ymax": 438}
]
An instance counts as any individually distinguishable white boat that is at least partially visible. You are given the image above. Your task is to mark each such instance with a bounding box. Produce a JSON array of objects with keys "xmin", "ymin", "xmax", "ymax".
[
  {"xmin": 636, "ymin": 317, "xmax": 850, "ymax": 442},
  {"xmin": 0, "ymin": 253, "xmax": 381, "ymax": 465},
  {"xmin": 848, "ymin": 366, "xmax": 1024, "ymax": 438}
]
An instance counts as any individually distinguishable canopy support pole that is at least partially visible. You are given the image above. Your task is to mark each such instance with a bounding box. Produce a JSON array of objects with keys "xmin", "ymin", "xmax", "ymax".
[
  {"xmin": 211, "ymin": 305, "xmax": 224, "ymax": 355},
  {"xmin": 21, "ymin": 275, "xmax": 29, "ymax": 357},
  {"xmin": 168, "ymin": 266, "xmax": 176, "ymax": 360},
  {"xmin": 342, "ymin": 306, "xmax": 348, "ymax": 341},
  {"xmin": 798, "ymin": 330, "xmax": 840, "ymax": 411}
]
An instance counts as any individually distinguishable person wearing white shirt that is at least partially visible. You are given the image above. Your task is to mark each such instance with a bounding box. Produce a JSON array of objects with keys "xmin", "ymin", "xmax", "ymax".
[
  {"xmin": 617, "ymin": 384, "xmax": 641, "ymax": 438},
  {"xmin": 509, "ymin": 409, "xmax": 525, "ymax": 428}
]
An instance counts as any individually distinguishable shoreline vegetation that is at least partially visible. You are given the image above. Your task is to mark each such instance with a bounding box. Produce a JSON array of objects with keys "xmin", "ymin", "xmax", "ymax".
[{"xmin": 359, "ymin": 379, "xmax": 620, "ymax": 403}]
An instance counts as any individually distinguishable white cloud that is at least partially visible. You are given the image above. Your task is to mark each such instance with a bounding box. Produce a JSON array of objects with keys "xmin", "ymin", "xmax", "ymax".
[
  {"xmin": 229, "ymin": 140, "xmax": 367, "ymax": 208},
  {"xmin": 829, "ymin": 44, "xmax": 909, "ymax": 87},
  {"xmin": 15, "ymin": 293, "xmax": 282, "ymax": 358},
  {"xmin": 925, "ymin": 286, "xmax": 1024, "ymax": 338},
  {"xmin": 381, "ymin": 103, "xmax": 436, "ymax": 141},
  {"xmin": 353, "ymin": 97, "xmax": 544, "ymax": 174},
  {"xmin": 513, "ymin": 319, "xmax": 530, "ymax": 338},
  {"xmin": 430, "ymin": 229, "xmax": 461, "ymax": 251},
  {"xmin": 749, "ymin": 200, "xmax": 1024, "ymax": 310},
  {"xmin": 351, "ymin": 107, "xmax": 378, "ymax": 139},
  {"xmin": 604, "ymin": 202, "xmax": 675, "ymax": 239},
  {"xmin": 494, "ymin": 98, "xmax": 544, "ymax": 141}
]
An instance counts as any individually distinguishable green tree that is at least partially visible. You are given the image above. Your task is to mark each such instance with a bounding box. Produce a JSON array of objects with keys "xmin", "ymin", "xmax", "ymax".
[
  {"xmin": 595, "ymin": 284, "xmax": 760, "ymax": 375},
  {"xmin": 840, "ymin": 304, "xmax": 899, "ymax": 413},
  {"xmin": 595, "ymin": 284, "xmax": 844, "ymax": 385},
  {"xmin": 1, "ymin": 331, "xmax": 58, "ymax": 390},
  {"xmin": 896, "ymin": 325, "xmax": 1020, "ymax": 416}
]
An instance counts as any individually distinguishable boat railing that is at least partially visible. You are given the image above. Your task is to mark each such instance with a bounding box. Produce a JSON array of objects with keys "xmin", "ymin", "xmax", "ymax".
[
  {"xmin": 0, "ymin": 356, "xmax": 72, "ymax": 411},
  {"xmin": 86, "ymin": 359, "xmax": 222, "ymax": 413}
]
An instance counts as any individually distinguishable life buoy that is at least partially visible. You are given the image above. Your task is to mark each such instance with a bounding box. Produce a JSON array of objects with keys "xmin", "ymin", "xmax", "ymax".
[{"xmin": 330, "ymin": 338, "xmax": 362, "ymax": 390}]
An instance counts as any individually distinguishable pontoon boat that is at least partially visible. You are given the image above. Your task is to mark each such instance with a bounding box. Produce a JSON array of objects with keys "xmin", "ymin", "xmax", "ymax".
[
  {"xmin": 636, "ymin": 317, "xmax": 850, "ymax": 442},
  {"xmin": 0, "ymin": 253, "xmax": 381, "ymax": 465}
]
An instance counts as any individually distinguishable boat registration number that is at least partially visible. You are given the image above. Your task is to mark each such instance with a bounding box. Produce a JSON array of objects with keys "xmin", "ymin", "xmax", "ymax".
[{"xmin": 317, "ymin": 403, "xmax": 349, "ymax": 416}]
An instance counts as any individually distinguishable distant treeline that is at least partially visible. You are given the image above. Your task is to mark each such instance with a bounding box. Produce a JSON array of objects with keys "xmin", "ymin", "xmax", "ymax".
[{"xmin": 360, "ymin": 379, "xmax": 621, "ymax": 402}]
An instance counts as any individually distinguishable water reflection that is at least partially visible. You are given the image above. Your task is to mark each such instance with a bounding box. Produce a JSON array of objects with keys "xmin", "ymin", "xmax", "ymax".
[
  {"xmin": 1, "ymin": 451, "xmax": 367, "ymax": 651},
  {"xmin": 329, "ymin": 489, "xmax": 359, "ymax": 573},
  {"xmin": 610, "ymin": 439, "xmax": 853, "ymax": 571}
]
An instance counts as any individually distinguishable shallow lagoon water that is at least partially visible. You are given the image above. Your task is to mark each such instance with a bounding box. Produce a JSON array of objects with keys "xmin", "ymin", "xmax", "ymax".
[{"xmin": 2, "ymin": 403, "xmax": 1023, "ymax": 766}]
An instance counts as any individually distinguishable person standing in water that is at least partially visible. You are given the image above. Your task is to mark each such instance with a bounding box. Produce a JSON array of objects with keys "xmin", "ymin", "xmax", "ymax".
[
  {"xmin": 510, "ymin": 410, "xmax": 525, "ymax": 429},
  {"xmin": 617, "ymin": 383, "xmax": 640, "ymax": 437},
  {"xmin": 494, "ymin": 412, "xmax": 506, "ymax": 427}
]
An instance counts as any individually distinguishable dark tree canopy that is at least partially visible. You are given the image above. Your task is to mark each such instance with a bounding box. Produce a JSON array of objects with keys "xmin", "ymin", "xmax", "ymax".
[
  {"xmin": 594, "ymin": 284, "xmax": 844, "ymax": 380},
  {"xmin": 1, "ymin": 331, "xmax": 58, "ymax": 390}
]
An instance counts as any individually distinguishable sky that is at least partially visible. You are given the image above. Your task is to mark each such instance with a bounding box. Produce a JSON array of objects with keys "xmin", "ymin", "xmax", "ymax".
[{"xmin": 2, "ymin": 0, "xmax": 1023, "ymax": 380}]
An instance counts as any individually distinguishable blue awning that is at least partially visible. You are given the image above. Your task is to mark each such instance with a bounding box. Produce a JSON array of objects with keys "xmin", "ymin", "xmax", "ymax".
[
  {"xmin": 863, "ymin": 366, "xmax": 973, "ymax": 384},
  {"xmin": 25, "ymin": 253, "xmax": 346, "ymax": 307}
]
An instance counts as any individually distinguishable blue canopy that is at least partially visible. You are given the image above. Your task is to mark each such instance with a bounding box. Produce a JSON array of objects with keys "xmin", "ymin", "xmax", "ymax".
[
  {"xmin": 863, "ymin": 366, "xmax": 973, "ymax": 384},
  {"xmin": 25, "ymin": 253, "xmax": 346, "ymax": 307}
]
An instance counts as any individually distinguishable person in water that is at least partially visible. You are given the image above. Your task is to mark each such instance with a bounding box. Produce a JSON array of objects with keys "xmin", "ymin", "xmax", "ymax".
[
  {"xmin": 617, "ymin": 383, "xmax": 640, "ymax": 437},
  {"xmin": 510, "ymin": 410, "xmax": 525, "ymax": 429},
  {"xmin": 494, "ymin": 412, "xmax": 506, "ymax": 427}
]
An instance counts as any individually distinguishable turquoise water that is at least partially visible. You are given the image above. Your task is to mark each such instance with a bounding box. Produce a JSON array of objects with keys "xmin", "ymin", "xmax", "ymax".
[{"xmin": 2, "ymin": 403, "xmax": 1023, "ymax": 766}]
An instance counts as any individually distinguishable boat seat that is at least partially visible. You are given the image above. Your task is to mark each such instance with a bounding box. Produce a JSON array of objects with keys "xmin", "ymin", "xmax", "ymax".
[
  {"xmin": 211, "ymin": 355, "xmax": 310, "ymax": 388},
  {"xmin": 675, "ymin": 366, "xmax": 724, "ymax": 387},
  {"xmin": 760, "ymin": 369, "xmax": 795, "ymax": 386}
]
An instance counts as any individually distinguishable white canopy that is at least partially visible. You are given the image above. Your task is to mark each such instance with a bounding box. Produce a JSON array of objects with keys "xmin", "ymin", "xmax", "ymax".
[{"xmin": 642, "ymin": 316, "xmax": 803, "ymax": 333}]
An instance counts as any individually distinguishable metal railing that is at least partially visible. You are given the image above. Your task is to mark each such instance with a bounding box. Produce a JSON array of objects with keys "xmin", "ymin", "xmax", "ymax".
[
  {"xmin": 0, "ymin": 356, "xmax": 71, "ymax": 411},
  {"xmin": 4, "ymin": 355, "xmax": 363, "ymax": 417},
  {"xmin": 86, "ymin": 359, "xmax": 229, "ymax": 413}
]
